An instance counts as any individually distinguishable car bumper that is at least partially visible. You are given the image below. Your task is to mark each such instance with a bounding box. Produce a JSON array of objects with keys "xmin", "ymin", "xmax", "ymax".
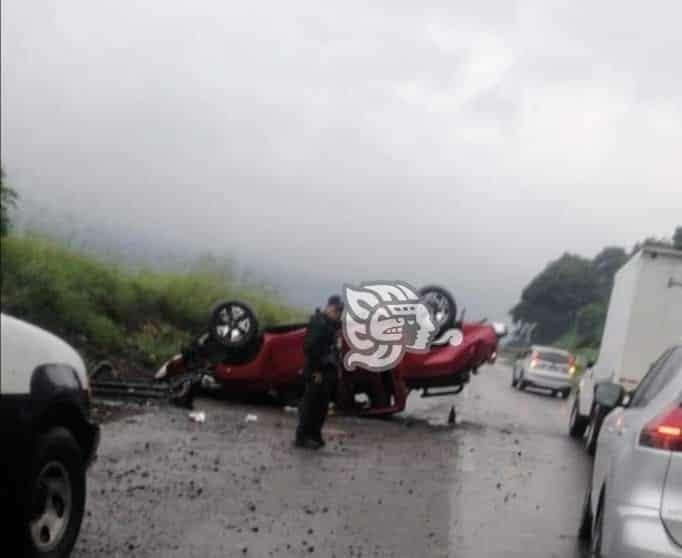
[
  {"xmin": 604, "ymin": 503, "xmax": 682, "ymax": 558},
  {"xmin": 524, "ymin": 371, "xmax": 572, "ymax": 391}
]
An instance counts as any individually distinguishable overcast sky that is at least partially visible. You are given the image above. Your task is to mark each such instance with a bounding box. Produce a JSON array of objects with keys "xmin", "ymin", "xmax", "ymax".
[{"xmin": 2, "ymin": 1, "xmax": 681, "ymax": 318}]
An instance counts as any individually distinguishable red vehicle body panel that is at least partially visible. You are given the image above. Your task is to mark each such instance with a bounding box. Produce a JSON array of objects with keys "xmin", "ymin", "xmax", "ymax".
[
  {"xmin": 401, "ymin": 322, "xmax": 498, "ymax": 387},
  {"xmin": 204, "ymin": 321, "xmax": 499, "ymax": 416},
  {"xmin": 212, "ymin": 327, "xmax": 306, "ymax": 390}
]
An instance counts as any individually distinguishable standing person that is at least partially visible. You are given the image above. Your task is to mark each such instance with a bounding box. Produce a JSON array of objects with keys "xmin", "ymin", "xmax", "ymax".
[{"xmin": 295, "ymin": 295, "xmax": 344, "ymax": 449}]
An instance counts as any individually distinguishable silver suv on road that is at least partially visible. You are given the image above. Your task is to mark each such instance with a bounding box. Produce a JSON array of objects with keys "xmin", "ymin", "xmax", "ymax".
[{"xmin": 579, "ymin": 344, "xmax": 682, "ymax": 557}]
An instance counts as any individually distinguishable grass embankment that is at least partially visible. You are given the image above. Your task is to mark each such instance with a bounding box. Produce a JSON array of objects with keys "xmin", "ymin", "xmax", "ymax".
[{"xmin": 0, "ymin": 235, "xmax": 304, "ymax": 371}]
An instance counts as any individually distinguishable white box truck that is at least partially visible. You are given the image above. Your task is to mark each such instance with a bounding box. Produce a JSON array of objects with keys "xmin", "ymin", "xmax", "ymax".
[{"xmin": 568, "ymin": 245, "xmax": 682, "ymax": 453}]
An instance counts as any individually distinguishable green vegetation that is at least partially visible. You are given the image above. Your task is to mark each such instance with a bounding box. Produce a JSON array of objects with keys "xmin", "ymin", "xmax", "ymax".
[
  {"xmin": 511, "ymin": 227, "xmax": 681, "ymax": 354},
  {"xmin": 1, "ymin": 235, "xmax": 305, "ymax": 369},
  {"xmin": 0, "ymin": 167, "xmax": 18, "ymax": 237},
  {"xmin": 510, "ymin": 248, "xmax": 626, "ymax": 347}
]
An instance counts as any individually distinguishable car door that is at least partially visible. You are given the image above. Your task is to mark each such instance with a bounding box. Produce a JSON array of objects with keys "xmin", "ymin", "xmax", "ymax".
[
  {"xmin": 592, "ymin": 348, "xmax": 676, "ymax": 515},
  {"xmin": 656, "ymin": 348, "xmax": 682, "ymax": 547},
  {"xmin": 593, "ymin": 348, "xmax": 682, "ymax": 522},
  {"xmin": 578, "ymin": 365, "xmax": 596, "ymax": 416}
]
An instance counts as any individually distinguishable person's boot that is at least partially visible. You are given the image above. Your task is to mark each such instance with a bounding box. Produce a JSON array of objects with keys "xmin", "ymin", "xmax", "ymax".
[
  {"xmin": 294, "ymin": 437, "xmax": 323, "ymax": 450},
  {"xmin": 311, "ymin": 433, "xmax": 326, "ymax": 447}
]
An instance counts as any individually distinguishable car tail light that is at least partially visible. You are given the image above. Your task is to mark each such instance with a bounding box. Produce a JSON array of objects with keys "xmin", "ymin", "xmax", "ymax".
[
  {"xmin": 529, "ymin": 351, "xmax": 539, "ymax": 368},
  {"xmin": 640, "ymin": 404, "xmax": 682, "ymax": 451}
]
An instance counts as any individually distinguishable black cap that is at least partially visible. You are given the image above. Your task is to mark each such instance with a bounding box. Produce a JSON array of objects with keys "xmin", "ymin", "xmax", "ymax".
[{"xmin": 327, "ymin": 294, "xmax": 344, "ymax": 311}]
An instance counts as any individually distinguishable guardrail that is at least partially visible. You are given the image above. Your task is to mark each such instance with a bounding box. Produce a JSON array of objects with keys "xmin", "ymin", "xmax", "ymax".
[{"xmin": 91, "ymin": 379, "xmax": 170, "ymax": 400}]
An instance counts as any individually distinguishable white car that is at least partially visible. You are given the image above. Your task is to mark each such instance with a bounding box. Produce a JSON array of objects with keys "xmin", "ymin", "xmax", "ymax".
[
  {"xmin": 511, "ymin": 345, "xmax": 576, "ymax": 398},
  {"xmin": 579, "ymin": 344, "xmax": 682, "ymax": 557},
  {"xmin": 0, "ymin": 313, "xmax": 100, "ymax": 558}
]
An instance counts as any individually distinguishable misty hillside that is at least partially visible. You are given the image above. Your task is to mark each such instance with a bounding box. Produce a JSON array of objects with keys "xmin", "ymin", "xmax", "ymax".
[
  {"xmin": 11, "ymin": 192, "xmax": 351, "ymax": 312},
  {"xmin": 0, "ymin": 234, "xmax": 304, "ymax": 370}
]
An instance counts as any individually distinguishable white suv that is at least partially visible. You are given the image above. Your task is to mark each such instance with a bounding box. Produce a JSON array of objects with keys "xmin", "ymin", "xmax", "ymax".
[{"xmin": 0, "ymin": 313, "xmax": 100, "ymax": 558}]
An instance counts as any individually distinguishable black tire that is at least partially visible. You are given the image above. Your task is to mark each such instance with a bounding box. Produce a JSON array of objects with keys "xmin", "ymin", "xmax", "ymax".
[
  {"xmin": 562, "ymin": 388, "xmax": 572, "ymax": 399},
  {"xmin": 184, "ymin": 329, "xmax": 264, "ymax": 368},
  {"xmin": 511, "ymin": 368, "xmax": 518, "ymax": 388},
  {"xmin": 220, "ymin": 334, "xmax": 264, "ymax": 366},
  {"xmin": 23, "ymin": 427, "xmax": 86, "ymax": 558},
  {"xmin": 569, "ymin": 396, "xmax": 589, "ymax": 438},
  {"xmin": 577, "ymin": 487, "xmax": 592, "ymax": 542},
  {"xmin": 418, "ymin": 286, "xmax": 457, "ymax": 335},
  {"xmin": 518, "ymin": 371, "xmax": 526, "ymax": 391},
  {"xmin": 209, "ymin": 301, "xmax": 258, "ymax": 349},
  {"xmin": 585, "ymin": 406, "xmax": 602, "ymax": 455}
]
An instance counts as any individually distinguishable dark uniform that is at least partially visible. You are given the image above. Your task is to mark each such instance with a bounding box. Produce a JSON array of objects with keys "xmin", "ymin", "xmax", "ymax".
[{"xmin": 296, "ymin": 309, "xmax": 340, "ymax": 446}]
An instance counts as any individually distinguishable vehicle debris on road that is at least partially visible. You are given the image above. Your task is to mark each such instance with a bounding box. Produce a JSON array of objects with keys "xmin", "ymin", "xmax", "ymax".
[{"xmin": 188, "ymin": 411, "xmax": 206, "ymax": 423}]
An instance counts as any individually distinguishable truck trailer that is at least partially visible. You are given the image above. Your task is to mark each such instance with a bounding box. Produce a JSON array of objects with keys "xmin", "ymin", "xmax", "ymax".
[{"xmin": 568, "ymin": 245, "xmax": 682, "ymax": 453}]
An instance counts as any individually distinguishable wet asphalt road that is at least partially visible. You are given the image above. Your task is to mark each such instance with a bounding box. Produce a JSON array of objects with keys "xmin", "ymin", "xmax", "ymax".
[
  {"xmin": 409, "ymin": 363, "xmax": 593, "ymax": 558},
  {"xmin": 73, "ymin": 363, "xmax": 592, "ymax": 557}
]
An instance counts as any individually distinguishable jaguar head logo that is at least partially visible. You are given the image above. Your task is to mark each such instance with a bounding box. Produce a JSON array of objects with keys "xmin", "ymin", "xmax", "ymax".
[{"xmin": 342, "ymin": 282, "xmax": 437, "ymax": 372}]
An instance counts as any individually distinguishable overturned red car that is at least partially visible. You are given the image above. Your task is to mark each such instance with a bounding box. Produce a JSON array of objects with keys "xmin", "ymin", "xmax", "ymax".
[{"xmin": 156, "ymin": 286, "xmax": 507, "ymax": 416}]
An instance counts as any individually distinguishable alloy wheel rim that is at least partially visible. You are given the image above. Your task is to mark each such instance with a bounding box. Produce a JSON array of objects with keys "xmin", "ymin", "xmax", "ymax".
[
  {"xmin": 215, "ymin": 304, "xmax": 253, "ymax": 345},
  {"xmin": 422, "ymin": 291, "xmax": 450, "ymax": 328},
  {"xmin": 30, "ymin": 461, "xmax": 72, "ymax": 552}
]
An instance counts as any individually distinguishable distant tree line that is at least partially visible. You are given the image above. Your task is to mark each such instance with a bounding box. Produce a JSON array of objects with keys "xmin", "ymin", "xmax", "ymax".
[
  {"xmin": 511, "ymin": 226, "xmax": 682, "ymax": 348},
  {"xmin": 0, "ymin": 166, "xmax": 18, "ymax": 237}
]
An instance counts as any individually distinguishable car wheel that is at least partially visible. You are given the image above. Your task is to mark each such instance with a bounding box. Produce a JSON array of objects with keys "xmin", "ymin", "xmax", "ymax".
[
  {"xmin": 577, "ymin": 487, "xmax": 592, "ymax": 542},
  {"xmin": 418, "ymin": 286, "xmax": 456, "ymax": 335},
  {"xmin": 562, "ymin": 388, "xmax": 571, "ymax": 399},
  {"xmin": 24, "ymin": 427, "xmax": 86, "ymax": 558},
  {"xmin": 585, "ymin": 406, "xmax": 602, "ymax": 455},
  {"xmin": 591, "ymin": 493, "xmax": 604, "ymax": 557},
  {"xmin": 518, "ymin": 371, "xmax": 526, "ymax": 391},
  {"xmin": 569, "ymin": 396, "xmax": 589, "ymax": 438},
  {"xmin": 511, "ymin": 367, "xmax": 518, "ymax": 388},
  {"xmin": 209, "ymin": 301, "xmax": 259, "ymax": 349}
]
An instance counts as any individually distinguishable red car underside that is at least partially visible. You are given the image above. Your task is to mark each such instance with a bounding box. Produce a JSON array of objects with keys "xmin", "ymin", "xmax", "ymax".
[{"xmin": 178, "ymin": 321, "xmax": 499, "ymax": 417}]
